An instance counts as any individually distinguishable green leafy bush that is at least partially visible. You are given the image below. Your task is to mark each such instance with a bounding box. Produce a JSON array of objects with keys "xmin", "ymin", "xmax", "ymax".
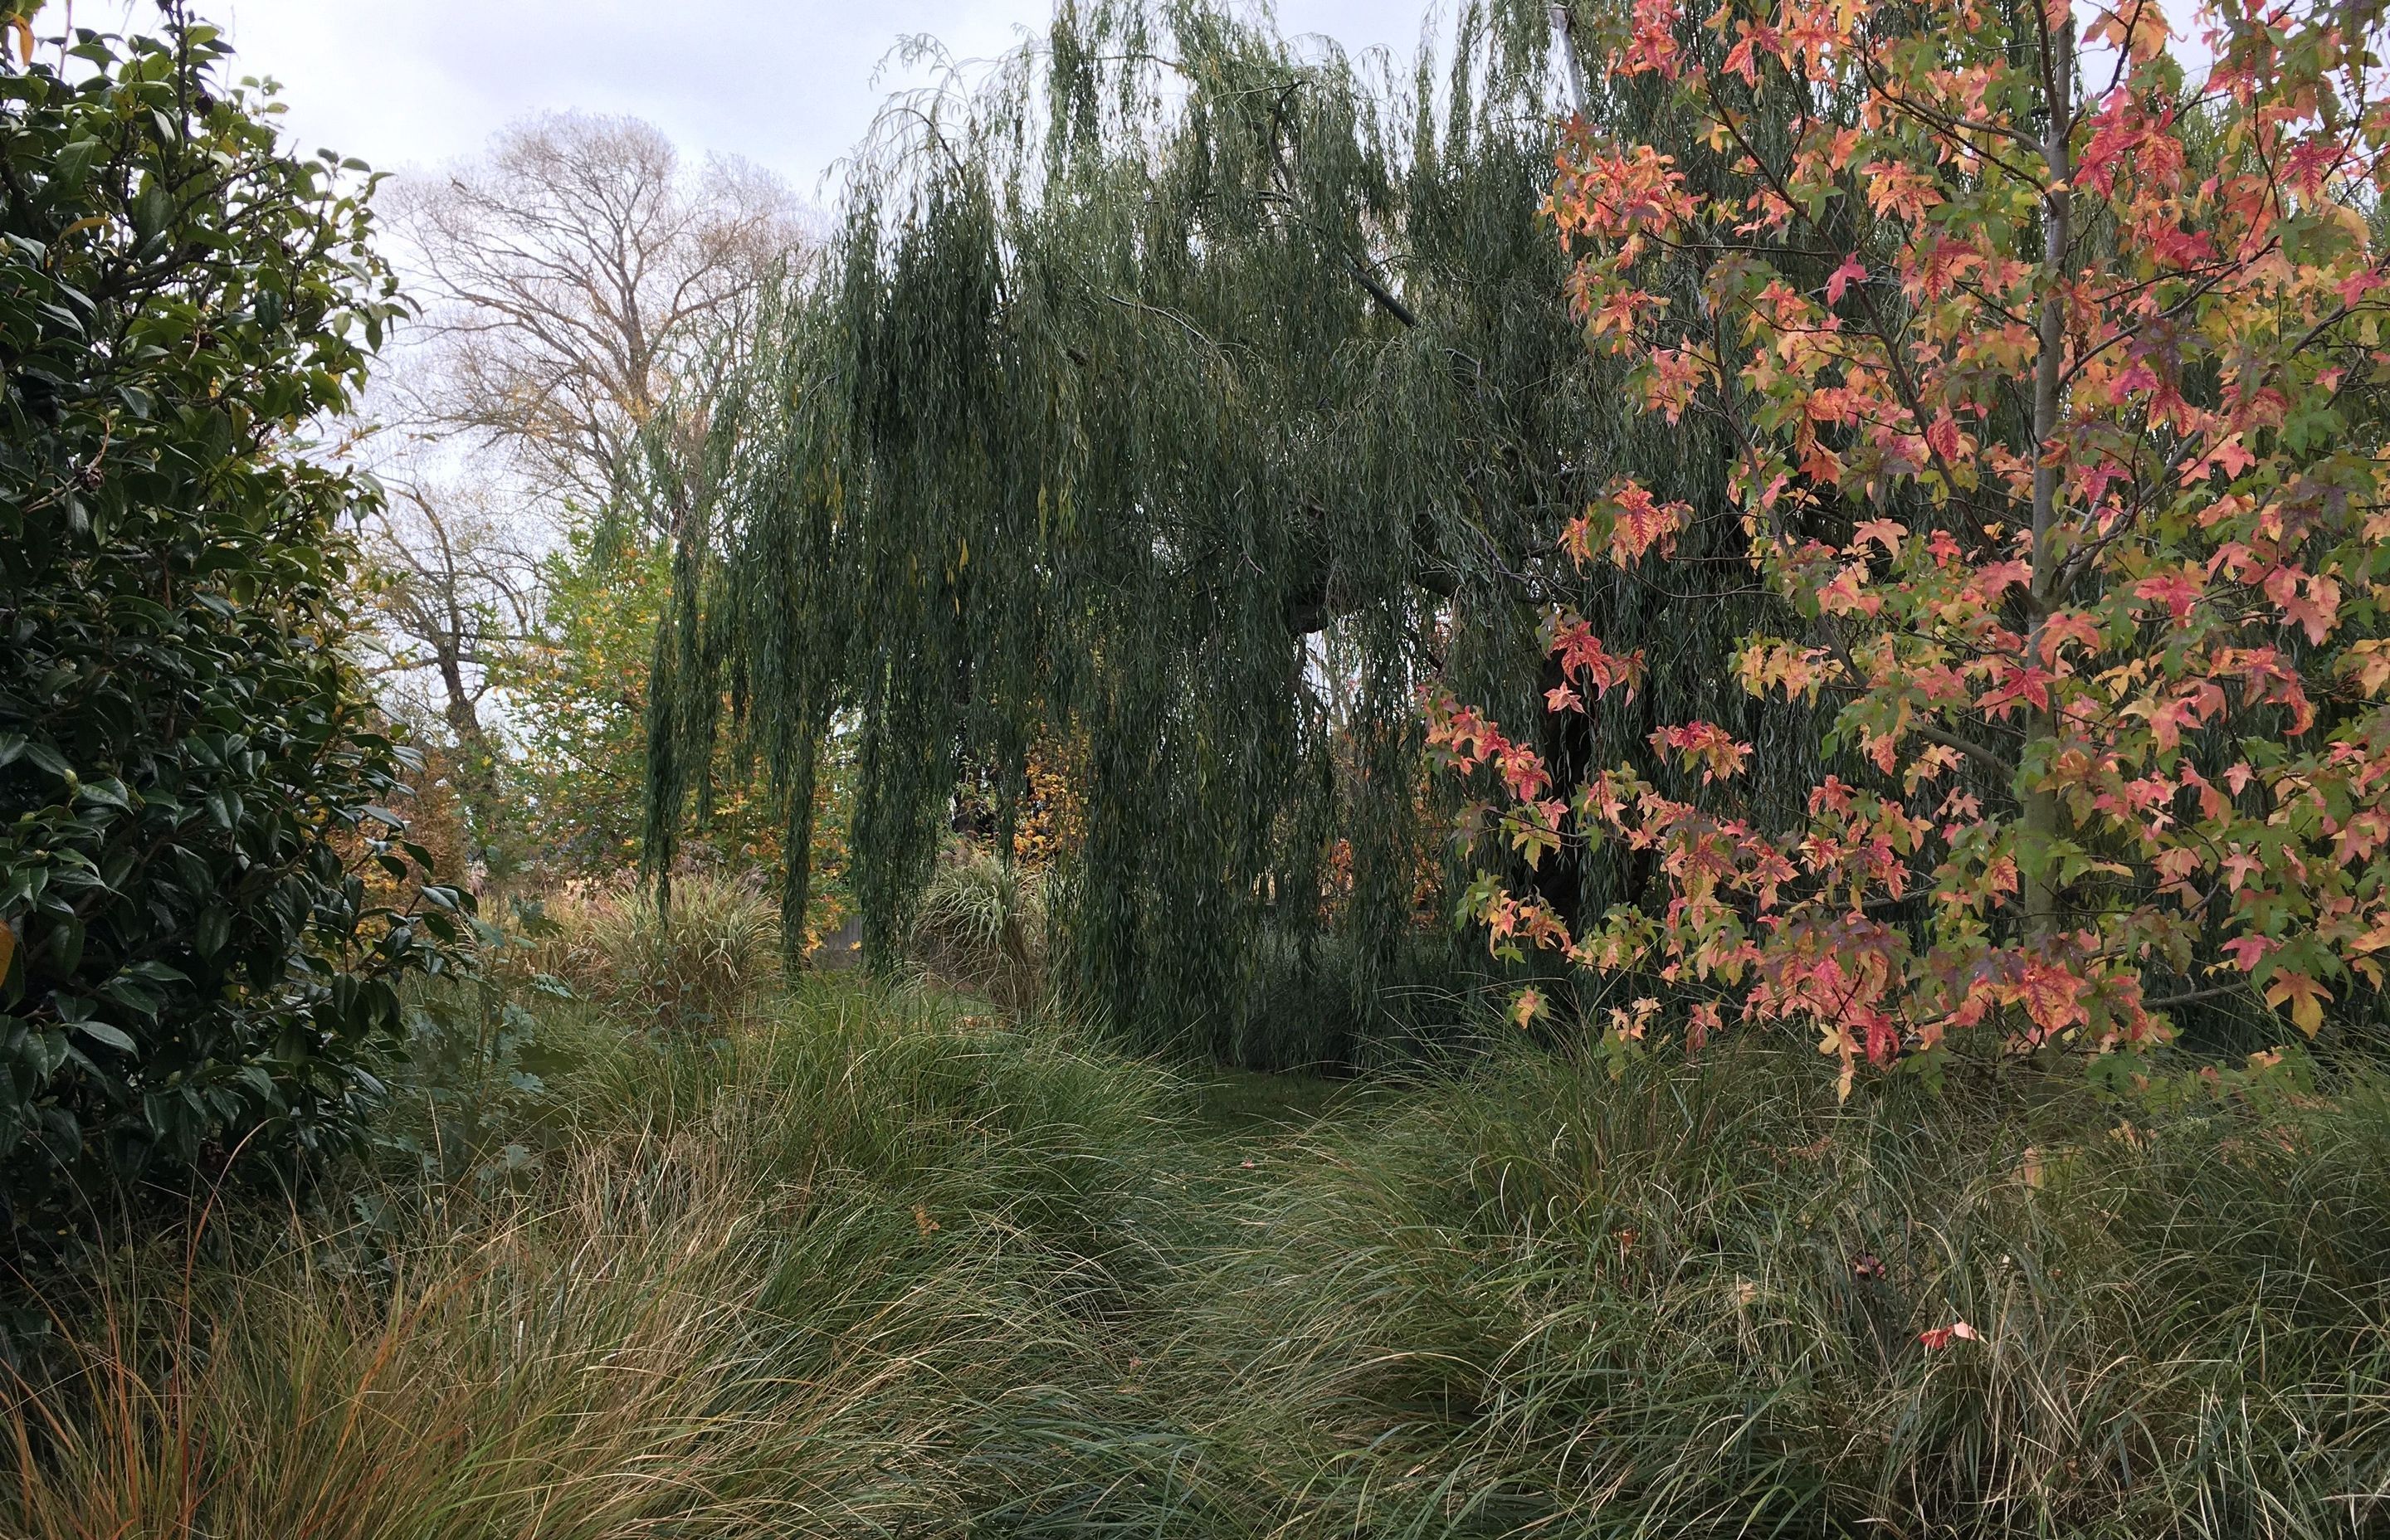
[
  {"xmin": 383, "ymin": 935, "xmax": 582, "ymax": 1193},
  {"xmin": 0, "ymin": 18, "xmax": 453, "ymax": 1231}
]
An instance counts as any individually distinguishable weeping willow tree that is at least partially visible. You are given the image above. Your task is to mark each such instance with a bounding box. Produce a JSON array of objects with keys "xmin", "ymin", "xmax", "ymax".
[{"xmin": 648, "ymin": 0, "xmax": 1821, "ymax": 1064}]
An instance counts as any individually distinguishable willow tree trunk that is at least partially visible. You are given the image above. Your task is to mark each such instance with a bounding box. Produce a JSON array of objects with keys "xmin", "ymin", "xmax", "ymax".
[{"xmin": 778, "ymin": 724, "xmax": 822, "ymax": 974}]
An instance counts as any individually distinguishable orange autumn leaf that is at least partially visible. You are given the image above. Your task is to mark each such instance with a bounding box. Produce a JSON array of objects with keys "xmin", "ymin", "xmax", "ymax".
[{"xmin": 2263, "ymin": 972, "xmax": 2331, "ymax": 1037}]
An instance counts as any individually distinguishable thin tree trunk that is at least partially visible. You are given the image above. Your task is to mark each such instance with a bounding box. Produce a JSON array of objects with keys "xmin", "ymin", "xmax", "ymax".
[
  {"xmin": 643, "ymin": 612, "xmax": 680, "ymax": 919},
  {"xmin": 2023, "ymin": 9, "xmax": 2075, "ymax": 935},
  {"xmin": 778, "ymin": 725, "xmax": 822, "ymax": 975},
  {"xmin": 437, "ymin": 649, "xmax": 506, "ymax": 902}
]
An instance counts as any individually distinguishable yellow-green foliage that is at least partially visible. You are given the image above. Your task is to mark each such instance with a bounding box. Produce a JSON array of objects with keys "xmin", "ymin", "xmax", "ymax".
[{"xmin": 499, "ymin": 526, "xmax": 810, "ymax": 884}]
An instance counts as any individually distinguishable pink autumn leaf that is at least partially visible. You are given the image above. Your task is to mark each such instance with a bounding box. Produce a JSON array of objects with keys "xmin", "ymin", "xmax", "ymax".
[{"xmin": 1827, "ymin": 254, "xmax": 1867, "ymax": 305}]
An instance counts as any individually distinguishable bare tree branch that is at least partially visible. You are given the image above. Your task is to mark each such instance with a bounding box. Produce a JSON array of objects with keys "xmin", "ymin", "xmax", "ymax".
[{"xmin": 378, "ymin": 113, "xmax": 810, "ymax": 519}]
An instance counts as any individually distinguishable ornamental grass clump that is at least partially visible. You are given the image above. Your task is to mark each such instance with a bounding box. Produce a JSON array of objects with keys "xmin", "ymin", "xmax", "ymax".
[
  {"xmin": 0, "ymin": 979, "xmax": 1173, "ymax": 1539},
  {"xmin": 1131, "ymin": 1045, "xmax": 2390, "ymax": 1537},
  {"xmin": 524, "ymin": 873, "xmax": 780, "ymax": 1029},
  {"xmin": 4, "ymin": 978, "xmax": 2388, "ymax": 1537},
  {"xmin": 910, "ymin": 846, "xmax": 1049, "ymax": 1017}
]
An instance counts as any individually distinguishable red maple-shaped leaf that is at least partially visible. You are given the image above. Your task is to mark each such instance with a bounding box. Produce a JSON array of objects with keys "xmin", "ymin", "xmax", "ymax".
[{"xmin": 1917, "ymin": 1320, "xmax": 1980, "ymax": 1351}]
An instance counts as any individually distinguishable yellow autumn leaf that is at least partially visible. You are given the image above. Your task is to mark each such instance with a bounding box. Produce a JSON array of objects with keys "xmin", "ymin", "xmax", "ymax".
[
  {"xmin": 2341, "ymin": 640, "xmax": 2390, "ymax": 698},
  {"xmin": 2263, "ymin": 972, "xmax": 2329, "ymax": 1036}
]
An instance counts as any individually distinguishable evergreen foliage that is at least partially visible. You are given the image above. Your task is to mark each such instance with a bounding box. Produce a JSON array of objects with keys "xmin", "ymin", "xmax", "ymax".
[
  {"xmin": 653, "ymin": 0, "xmax": 1822, "ymax": 1064},
  {"xmin": 0, "ymin": 14, "xmax": 456, "ymax": 1232}
]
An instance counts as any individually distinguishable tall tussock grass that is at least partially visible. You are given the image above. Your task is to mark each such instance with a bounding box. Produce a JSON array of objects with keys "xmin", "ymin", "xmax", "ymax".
[
  {"xmin": 910, "ymin": 848, "xmax": 1049, "ymax": 1018},
  {"xmin": 7, "ymin": 977, "xmax": 2388, "ymax": 1538},
  {"xmin": 1, "ymin": 982, "xmax": 1172, "ymax": 1538},
  {"xmin": 1105, "ymin": 1046, "xmax": 2390, "ymax": 1538},
  {"xmin": 519, "ymin": 872, "xmax": 782, "ymax": 1028}
]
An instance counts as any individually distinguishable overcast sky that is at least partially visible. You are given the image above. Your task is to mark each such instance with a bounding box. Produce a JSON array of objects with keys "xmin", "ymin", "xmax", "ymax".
[{"xmin": 194, "ymin": 1, "xmax": 1439, "ymax": 203}]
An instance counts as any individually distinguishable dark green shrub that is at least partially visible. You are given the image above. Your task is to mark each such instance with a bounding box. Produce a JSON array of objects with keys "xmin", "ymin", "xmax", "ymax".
[{"xmin": 0, "ymin": 13, "xmax": 457, "ymax": 1232}]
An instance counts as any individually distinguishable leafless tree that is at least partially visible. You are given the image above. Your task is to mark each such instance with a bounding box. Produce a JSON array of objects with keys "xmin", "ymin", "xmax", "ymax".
[
  {"xmin": 359, "ymin": 478, "xmax": 537, "ymax": 755},
  {"xmin": 380, "ymin": 112, "xmax": 807, "ymax": 518},
  {"xmin": 351, "ymin": 112, "xmax": 807, "ymax": 811}
]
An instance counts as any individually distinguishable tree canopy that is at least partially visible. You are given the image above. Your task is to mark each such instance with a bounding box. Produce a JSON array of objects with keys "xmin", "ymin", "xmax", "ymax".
[
  {"xmin": 1438, "ymin": 0, "xmax": 2390, "ymax": 1083},
  {"xmin": 653, "ymin": 0, "xmax": 1819, "ymax": 1062}
]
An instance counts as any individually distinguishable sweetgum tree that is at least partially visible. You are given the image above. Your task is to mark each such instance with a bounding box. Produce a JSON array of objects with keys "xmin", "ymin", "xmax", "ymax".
[
  {"xmin": 1435, "ymin": 0, "xmax": 2390, "ymax": 1089},
  {"xmin": 0, "ymin": 11, "xmax": 456, "ymax": 1231}
]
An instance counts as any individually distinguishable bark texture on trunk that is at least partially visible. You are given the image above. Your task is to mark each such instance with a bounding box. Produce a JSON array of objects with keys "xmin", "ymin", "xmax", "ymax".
[{"xmin": 2024, "ymin": 10, "xmax": 2075, "ymax": 936}]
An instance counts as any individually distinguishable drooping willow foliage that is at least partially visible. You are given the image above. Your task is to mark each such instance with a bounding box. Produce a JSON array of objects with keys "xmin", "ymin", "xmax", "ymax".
[{"xmin": 649, "ymin": 0, "xmax": 1822, "ymax": 1064}]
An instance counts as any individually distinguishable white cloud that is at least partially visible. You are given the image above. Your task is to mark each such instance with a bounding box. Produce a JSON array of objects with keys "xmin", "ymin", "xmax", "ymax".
[{"xmin": 202, "ymin": 0, "xmax": 1434, "ymax": 197}]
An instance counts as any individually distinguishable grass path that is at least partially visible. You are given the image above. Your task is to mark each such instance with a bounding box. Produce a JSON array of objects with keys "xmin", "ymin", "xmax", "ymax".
[
  {"xmin": 944, "ymin": 1063, "xmax": 1385, "ymax": 1537},
  {"xmin": 1149, "ymin": 1069, "xmax": 1361, "ymax": 1246}
]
